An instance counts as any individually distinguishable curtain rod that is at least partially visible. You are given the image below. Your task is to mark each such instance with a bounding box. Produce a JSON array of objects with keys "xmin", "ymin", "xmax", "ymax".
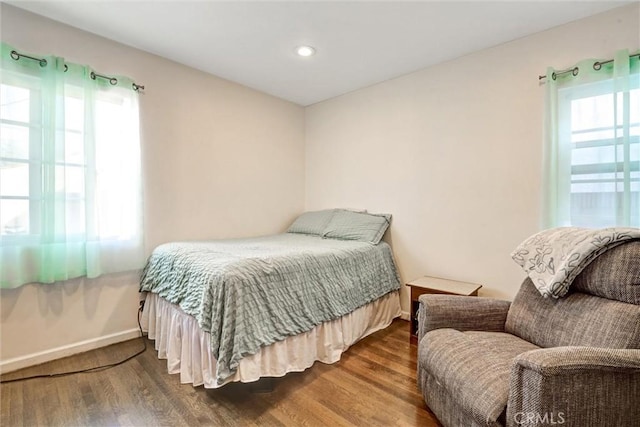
[
  {"xmin": 538, "ymin": 52, "xmax": 640, "ymax": 81},
  {"xmin": 10, "ymin": 49, "xmax": 145, "ymax": 91}
]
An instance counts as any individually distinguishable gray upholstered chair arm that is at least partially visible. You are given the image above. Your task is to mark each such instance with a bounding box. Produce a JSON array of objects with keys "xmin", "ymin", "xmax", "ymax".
[
  {"xmin": 506, "ymin": 347, "xmax": 640, "ymax": 427},
  {"xmin": 417, "ymin": 294, "xmax": 511, "ymax": 340}
]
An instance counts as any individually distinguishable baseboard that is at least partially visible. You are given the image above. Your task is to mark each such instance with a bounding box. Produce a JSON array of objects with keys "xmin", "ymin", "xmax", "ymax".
[
  {"xmin": 3, "ymin": 310, "xmax": 411, "ymax": 374},
  {"xmin": 0, "ymin": 328, "xmax": 141, "ymax": 374}
]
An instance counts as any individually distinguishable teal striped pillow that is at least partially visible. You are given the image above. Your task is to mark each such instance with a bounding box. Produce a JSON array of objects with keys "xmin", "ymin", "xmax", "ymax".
[
  {"xmin": 287, "ymin": 209, "xmax": 336, "ymax": 236},
  {"xmin": 322, "ymin": 210, "xmax": 391, "ymax": 244}
]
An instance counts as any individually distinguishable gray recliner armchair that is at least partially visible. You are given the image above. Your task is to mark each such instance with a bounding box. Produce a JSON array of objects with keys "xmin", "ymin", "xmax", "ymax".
[{"xmin": 417, "ymin": 241, "xmax": 640, "ymax": 427}]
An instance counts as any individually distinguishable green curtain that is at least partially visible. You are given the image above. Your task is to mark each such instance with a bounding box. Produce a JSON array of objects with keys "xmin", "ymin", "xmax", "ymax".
[
  {"xmin": 0, "ymin": 42, "xmax": 144, "ymax": 288},
  {"xmin": 543, "ymin": 49, "xmax": 640, "ymax": 229}
]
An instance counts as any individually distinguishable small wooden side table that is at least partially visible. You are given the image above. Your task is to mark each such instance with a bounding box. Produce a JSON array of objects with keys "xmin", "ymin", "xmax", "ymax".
[{"xmin": 407, "ymin": 276, "xmax": 482, "ymax": 344}]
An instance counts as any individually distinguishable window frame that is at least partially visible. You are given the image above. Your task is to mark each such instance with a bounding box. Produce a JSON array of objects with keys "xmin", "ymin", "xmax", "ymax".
[
  {"xmin": 555, "ymin": 75, "xmax": 640, "ymax": 228},
  {"xmin": 0, "ymin": 74, "xmax": 44, "ymax": 241}
]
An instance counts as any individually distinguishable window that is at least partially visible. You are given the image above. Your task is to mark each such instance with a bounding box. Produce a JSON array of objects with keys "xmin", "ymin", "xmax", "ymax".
[
  {"xmin": 543, "ymin": 50, "xmax": 640, "ymax": 229},
  {"xmin": 1, "ymin": 80, "xmax": 40, "ymax": 237},
  {"xmin": 560, "ymin": 81, "xmax": 639, "ymax": 227},
  {"xmin": 0, "ymin": 43, "xmax": 144, "ymax": 288}
]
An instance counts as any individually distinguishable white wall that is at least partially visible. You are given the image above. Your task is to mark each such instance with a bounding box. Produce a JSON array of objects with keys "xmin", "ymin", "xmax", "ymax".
[
  {"xmin": 305, "ymin": 4, "xmax": 640, "ymax": 313},
  {"xmin": 0, "ymin": 4, "xmax": 305, "ymax": 372}
]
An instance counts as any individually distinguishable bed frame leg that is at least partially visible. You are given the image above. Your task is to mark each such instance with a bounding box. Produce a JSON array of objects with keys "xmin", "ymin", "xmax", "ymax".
[{"xmin": 250, "ymin": 377, "xmax": 274, "ymax": 393}]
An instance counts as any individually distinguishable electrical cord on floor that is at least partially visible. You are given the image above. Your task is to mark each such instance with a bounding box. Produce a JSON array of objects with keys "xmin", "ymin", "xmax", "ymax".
[{"xmin": 0, "ymin": 301, "xmax": 148, "ymax": 384}]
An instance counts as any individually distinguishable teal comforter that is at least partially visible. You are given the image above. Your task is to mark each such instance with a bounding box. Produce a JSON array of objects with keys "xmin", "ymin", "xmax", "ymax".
[{"xmin": 139, "ymin": 233, "xmax": 401, "ymax": 383}]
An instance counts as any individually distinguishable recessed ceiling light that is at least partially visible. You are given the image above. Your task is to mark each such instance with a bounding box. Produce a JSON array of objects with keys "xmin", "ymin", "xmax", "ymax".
[{"xmin": 296, "ymin": 46, "xmax": 316, "ymax": 57}]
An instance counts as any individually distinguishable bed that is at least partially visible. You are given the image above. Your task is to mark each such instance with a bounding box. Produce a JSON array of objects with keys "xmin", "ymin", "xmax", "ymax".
[{"xmin": 139, "ymin": 209, "xmax": 402, "ymax": 388}]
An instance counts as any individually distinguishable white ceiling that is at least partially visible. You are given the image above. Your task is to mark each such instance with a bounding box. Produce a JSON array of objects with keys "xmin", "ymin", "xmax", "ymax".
[{"xmin": 8, "ymin": 1, "xmax": 632, "ymax": 106}]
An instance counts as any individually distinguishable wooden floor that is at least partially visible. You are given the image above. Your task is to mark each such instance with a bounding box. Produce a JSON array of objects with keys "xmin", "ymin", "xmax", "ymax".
[{"xmin": 1, "ymin": 319, "xmax": 441, "ymax": 427}]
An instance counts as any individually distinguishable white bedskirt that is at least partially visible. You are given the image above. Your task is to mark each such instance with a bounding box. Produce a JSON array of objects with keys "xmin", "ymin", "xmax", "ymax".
[{"xmin": 141, "ymin": 290, "xmax": 401, "ymax": 388}]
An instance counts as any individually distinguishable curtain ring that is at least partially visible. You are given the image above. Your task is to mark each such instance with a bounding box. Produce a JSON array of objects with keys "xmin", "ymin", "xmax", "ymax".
[
  {"xmin": 64, "ymin": 64, "xmax": 68, "ymax": 72},
  {"xmin": 132, "ymin": 83, "xmax": 145, "ymax": 91},
  {"xmin": 90, "ymin": 71, "xmax": 96, "ymax": 80},
  {"xmin": 109, "ymin": 77, "xmax": 118, "ymax": 85},
  {"xmin": 572, "ymin": 67, "xmax": 579, "ymax": 76},
  {"xmin": 10, "ymin": 50, "xmax": 19, "ymax": 61},
  {"xmin": 551, "ymin": 72, "xmax": 557, "ymax": 81},
  {"xmin": 593, "ymin": 62, "xmax": 602, "ymax": 71}
]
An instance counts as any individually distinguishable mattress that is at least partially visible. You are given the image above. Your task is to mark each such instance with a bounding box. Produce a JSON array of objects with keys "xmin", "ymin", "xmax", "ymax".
[{"xmin": 141, "ymin": 290, "xmax": 401, "ymax": 388}]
